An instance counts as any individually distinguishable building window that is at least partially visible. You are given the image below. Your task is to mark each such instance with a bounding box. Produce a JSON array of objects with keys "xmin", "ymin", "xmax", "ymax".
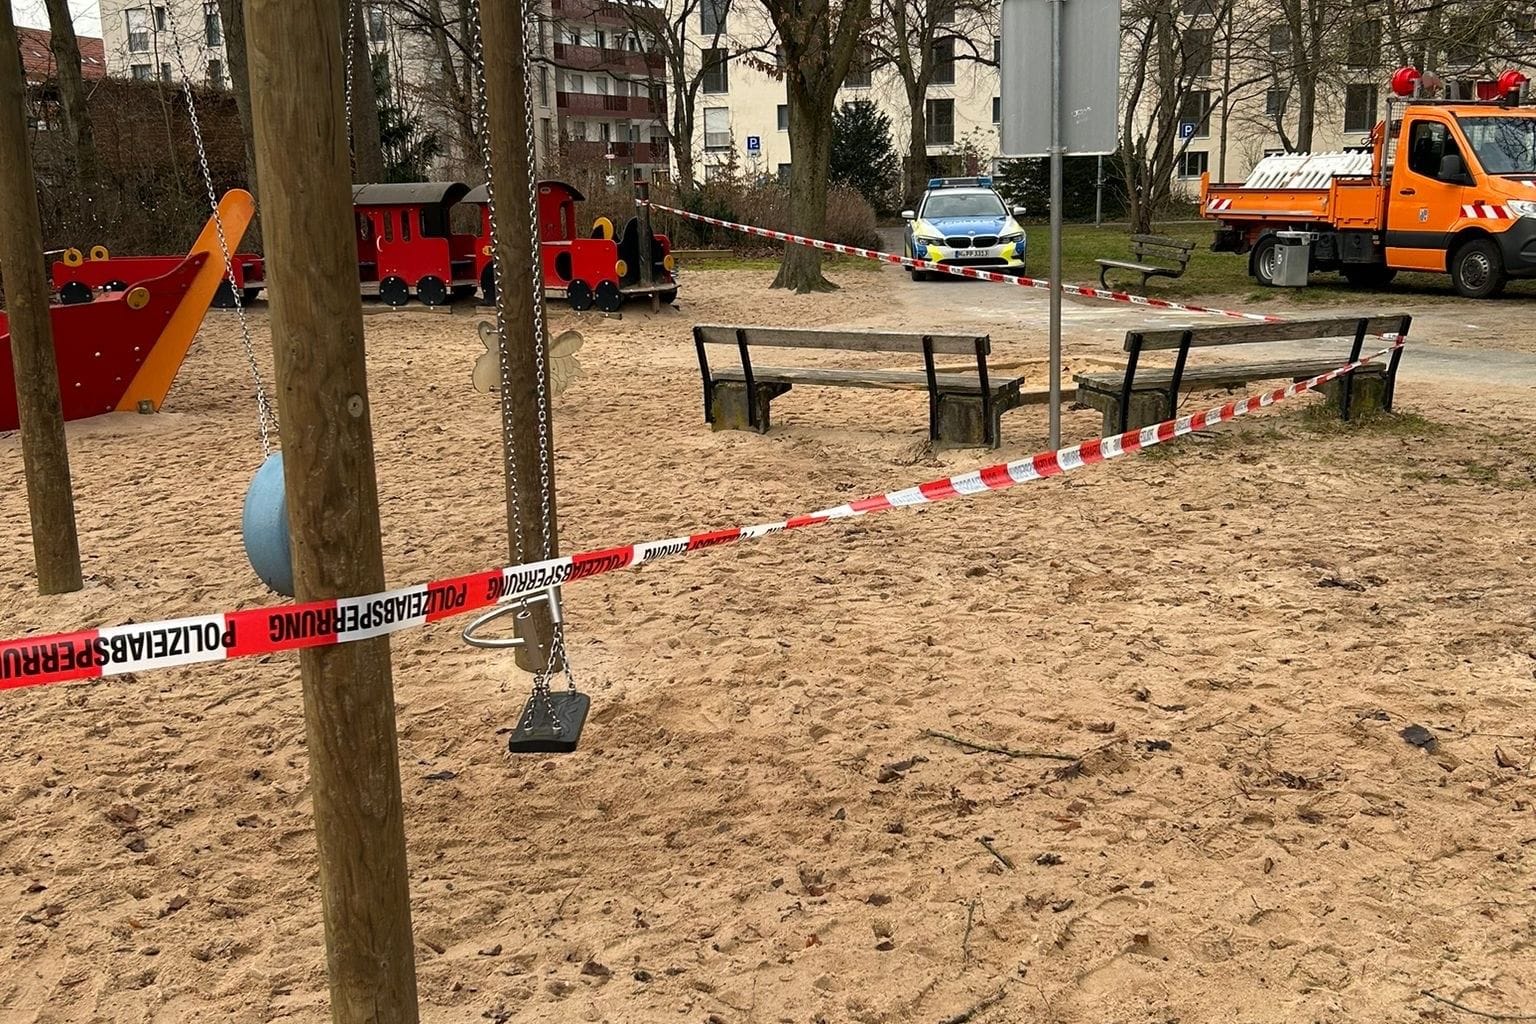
[
  {"xmin": 538, "ymin": 66, "xmax": 548, "ymax": 105},
  {"xmin": 993, "ymin": 37, "xmax": 1000, "ymax": 62},
  {"xmin": 126, "ymin": 9, "xmax": 150, "ymax": 53},
  {"xmin": 204, "ymin": 2, "xmax": 222, "ymax": 45},
  {"xmin": 926, "ymin": 97, "xmax": 955, "ymax": 145},
  {"xmin": 934, "ymin": 0, "xmax": 955, "ymax": 23},
  {"xmin": 208, "ymin": 59, "xmax": 225, "ymax": 89},
  {"xmin": 542, "ymin": 117, "xmax": 554, "ymax": 152},
  {"xmin": 1516, "ymin": 13, "xmax": 1535, "ymax": 44},
  {"xmin": 701, "ymin": 0, "xmax": 728, "ymax": 35},
  {"xmin": 1176, "ymin": 149, "xmax": 1209, "ymax": 178},
  {"xmin": 844, "ymin": 55, "xmax": 872, "ymax": 89},
  {"xmin": 131, "ymin": 63, "xmax": 151, "ymax": 80},
  {"xmin": 1268, "ymin": 25, "xmax": 1289, "ymax": 53},
  {"xmin": 599, "ymin": 122, "xmax": 611, "ymax": 142},
  {"xmin": 569, "ymin": 73, "xmax": 584, "ymax": 93},
  {"xmin": 777, "ymin": 162, "xmax": 792, "ymax": 183},
  {"xmin": 594, "ymin": 29, "xmax": 606, "ymax": 49},
  {"xmin": 1343, "ymin": 83, "xmax": 1378, "ymax": 132},
  {"xmin": 704, "ymin": 106, "xmax": 731, "ymax": 150},
  {"xmin": 777, "ymin": 103, "xmax": 788, "ymax": 130},
  {"xmin": 1178, "ymin": 90, "xmax": 1212, "ymax": 137},
  {"xmin": 571, "ymin": 120, "xmax": 588, "ymax": 141},
  {"xmin": 931, "ymin": 38, "xmax": 955, "ymax": 85},
  {"xmin": 1265, "ymin": 87, "xmax": 1285, "ymax": 117},
  {"xmin": 1181, "ymin": 0, "xmax": 1216, "ymax": 14},
  {"xmin": 1185, "ymin": 28, "xmax": 1213, "ymax": 77},
  {"xmin": 992, "ymin": 96, "xmax": 1000, "ymax": 123},
  {"xmin": 1346, "ymin": 19, "xmax": 1380, "ymax": 68},
  {"xmin": 596, "ymin": 76, "xmax": 609, "ymax": 94},
  {"xmin": 153, "ymin": 5, "xmax": 167, "ymax": 31},
  {"xmin": 702, "ymin": 48, "xmax": 729, "ymax": 93},
  {"xmin": 160, "ymin": 62, "xmax": 173, "ymax": 82},
  {"xmin": 368, "ymin": 5, "xmax": 387, "ymax": 42}
]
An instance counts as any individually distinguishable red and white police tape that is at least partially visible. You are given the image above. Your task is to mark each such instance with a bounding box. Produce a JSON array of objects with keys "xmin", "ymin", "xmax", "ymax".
[
  {"xmin": 646, "ymin": 200, "xmax": 1287, "ymax": 324},
  {"xmin": 0, "ymin": 343, "xmax": 1399, "ymax": 693}
]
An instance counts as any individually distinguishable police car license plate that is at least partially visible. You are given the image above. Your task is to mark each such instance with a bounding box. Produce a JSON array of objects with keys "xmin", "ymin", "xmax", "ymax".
[{"xmin": 951, "ymin": 248, "xmax": 975, "ymax": 258}]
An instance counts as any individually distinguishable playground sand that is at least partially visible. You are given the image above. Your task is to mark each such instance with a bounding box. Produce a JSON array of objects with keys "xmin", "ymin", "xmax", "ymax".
[{"xmin": 2, "ymin": 268, "xmax": 1535, "ymax": 1023}]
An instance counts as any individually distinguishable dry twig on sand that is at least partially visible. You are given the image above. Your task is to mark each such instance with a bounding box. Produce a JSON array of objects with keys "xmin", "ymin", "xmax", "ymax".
[
  {"xmin": 939, "ymin": 987, "xmax": 1007, "ymax": 1024},
  {"xmin": 1419, "ymin": 990, "xmax": 1536, "ymax": 1021},
  {"xmin": 922, "ymin": 729, "xmax": 1078, "ymax": 762}
]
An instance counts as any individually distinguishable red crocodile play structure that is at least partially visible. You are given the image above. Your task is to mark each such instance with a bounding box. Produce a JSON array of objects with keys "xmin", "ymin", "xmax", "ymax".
[{"xmin": 0, "ymin": 189, "xmax": 254, "ymax": 432}]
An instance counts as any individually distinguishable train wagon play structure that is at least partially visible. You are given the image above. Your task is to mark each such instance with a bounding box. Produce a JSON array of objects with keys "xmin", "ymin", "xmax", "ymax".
[
  {"xmin": 1, "ymin": 189, "xmax": 255, "ymax": 431},
  {"xmin": 50, "ymin": 178, "xmax": 678, "ymax": 313}
]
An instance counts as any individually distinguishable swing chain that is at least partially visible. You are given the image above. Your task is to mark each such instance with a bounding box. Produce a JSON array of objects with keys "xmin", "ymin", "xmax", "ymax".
[
  {"xmin": 344, "ymin": 0, "xmax": 358, "ymax": 176},
  {"xmin": 519, "ymin": 0, "xmax": 558, "ymax": 566},
  {"xmin": 165, "ymin": 4, "xmax": 277, "ymax": 456},
  {"xmin": 469, "ymin": 0, "xmax": 528, "ymax": 566}
]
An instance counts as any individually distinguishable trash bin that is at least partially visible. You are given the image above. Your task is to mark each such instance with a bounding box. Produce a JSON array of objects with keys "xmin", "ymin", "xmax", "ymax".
[{"xmin": 1273, "ymin": 230, "xmax": 1317, "ymax": 287}]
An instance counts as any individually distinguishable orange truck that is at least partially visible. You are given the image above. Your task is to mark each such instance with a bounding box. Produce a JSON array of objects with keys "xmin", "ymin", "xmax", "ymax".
[{"xmin": 1200, "ymin": 67, "xmax": 1536, "ymax": 298}]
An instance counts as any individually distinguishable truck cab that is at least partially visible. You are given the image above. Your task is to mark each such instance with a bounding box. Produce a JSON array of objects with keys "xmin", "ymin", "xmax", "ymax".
[{"xmin": 1386, "ymin": 106, "xmax": 1536, "ymax": 295}]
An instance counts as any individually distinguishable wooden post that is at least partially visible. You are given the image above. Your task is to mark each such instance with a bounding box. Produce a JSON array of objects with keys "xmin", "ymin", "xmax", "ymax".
[
  {"xmin": 0, "ymin": 6, "xmax": 83, "ymax": 596},
  {"xmin": 243, "ymin": 3, "xmax": 419, "ymax": 1021},
  {"xmin": 479, "ymin": 0, "xmax": 561, "ymax": 672}
]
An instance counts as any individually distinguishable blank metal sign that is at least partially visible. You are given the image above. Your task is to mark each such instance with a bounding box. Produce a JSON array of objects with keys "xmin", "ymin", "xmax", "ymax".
[{"xmin": 999, "ymin": 0, "xmax": 1121, "ymax": 157}]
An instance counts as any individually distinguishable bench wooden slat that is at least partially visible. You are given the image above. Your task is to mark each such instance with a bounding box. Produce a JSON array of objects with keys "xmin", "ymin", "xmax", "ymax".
[
  {"xmin": 1129, "ymin": 233, "xmax": 1196, "ymax": 251},
  {"xmin": 1076, "ymin": 358, "xmax": 1385, "ymax": 393},
  {"xmin": 1129, "ymin": 315, "xmax": 1410, "ymax": 351},
  {"xmin": 716, "ymin": 366, "xmax": 1022, "ymax": 394},
  {"xmin": 1097, "ymin": 259, "xmax": 1171, "ymax": 273},
  {"xmin": 694, "ymin": 323, "xmax": 986, "ymax": 356}
]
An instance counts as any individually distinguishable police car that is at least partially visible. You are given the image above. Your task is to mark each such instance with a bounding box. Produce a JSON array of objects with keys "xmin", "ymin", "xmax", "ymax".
[{"xmin": 901, "ymin": 177, "xmax": 1027, "ymax": 280}]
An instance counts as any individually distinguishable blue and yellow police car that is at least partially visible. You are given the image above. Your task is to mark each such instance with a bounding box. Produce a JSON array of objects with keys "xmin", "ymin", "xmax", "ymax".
[{"xmin": 901, "ymin": 176, "xmax": 1027, "ymax": 281}]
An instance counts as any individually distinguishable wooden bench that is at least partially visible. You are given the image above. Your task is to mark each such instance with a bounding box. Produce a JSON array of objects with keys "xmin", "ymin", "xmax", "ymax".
[
  {"xmin": 692, "ymin": 325, "xmax": 1026, "ymax": 448},
  {"xmin": 1095, "ymin": 234, "xmax": 1196, "ymax": 290},
  {"xmin": 1073, "ymin": 314, "xmax": 1411, "ymax": 434}
]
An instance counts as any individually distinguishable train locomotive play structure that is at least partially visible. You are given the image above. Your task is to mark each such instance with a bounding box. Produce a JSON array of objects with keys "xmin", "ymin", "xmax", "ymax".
[{"xmin": 49, "ymin": 179, "xmax": 677, "ymax": 313}]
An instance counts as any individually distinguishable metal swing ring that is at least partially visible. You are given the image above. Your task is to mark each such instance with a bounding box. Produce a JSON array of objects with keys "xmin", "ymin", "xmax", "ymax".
[{"xmin": 461, "ymin": 586, "xmax": 565, "ymax": 649}]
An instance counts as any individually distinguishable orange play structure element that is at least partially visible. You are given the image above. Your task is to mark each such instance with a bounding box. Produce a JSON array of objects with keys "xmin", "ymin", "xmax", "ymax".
[{"xmin": 0, "ymin": 189, "xmax": 255, "ymax": 432}]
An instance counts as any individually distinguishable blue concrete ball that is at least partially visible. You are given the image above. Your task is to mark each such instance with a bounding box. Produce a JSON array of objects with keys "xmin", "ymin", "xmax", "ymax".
[{"xmin": 242, "ymin": 452, "xmax": 294, "ymax": 597}]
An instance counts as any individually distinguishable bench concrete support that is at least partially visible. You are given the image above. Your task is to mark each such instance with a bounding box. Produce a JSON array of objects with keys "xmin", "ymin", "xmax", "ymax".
[
  {"xmin": 1076, "ymin": 386, "xmax": 1169, "ymax": 435},
  {"xmin": 1317, "ymin": 371, "xmax": 1388, "ymax": 419},
  {"xmin": 935, "ymin": 390, "xmax": 1021, "ymax": 448},
  {"xmin": 710, "ymin": 380, "xmax": 792, "ymax": 433}
]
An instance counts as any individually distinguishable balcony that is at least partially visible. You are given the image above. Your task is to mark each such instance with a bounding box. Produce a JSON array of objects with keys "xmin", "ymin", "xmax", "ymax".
[
  {"xmin": 556, "ymin": 90, "xmax": 660, "ymax": 118},
  {"xmin": 550, "ymin": 42, "xmax": 664, "ymax": 75},
  {"xmin": 565, "ymin": 139, "xmax": 670, "ymax": 165},
  {"xmin": 550, "ymin": 0, "xmax": 663, "ymax": 29}
]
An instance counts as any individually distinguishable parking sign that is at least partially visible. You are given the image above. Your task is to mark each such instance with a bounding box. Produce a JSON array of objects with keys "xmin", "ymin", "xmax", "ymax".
[{"xmin": 746, "ymin": 135, "xmax": 761, "ymax": 153}]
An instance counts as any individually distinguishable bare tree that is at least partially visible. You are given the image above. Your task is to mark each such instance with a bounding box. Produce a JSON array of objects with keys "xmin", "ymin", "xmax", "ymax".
[
  {"xmin": 760, "ymin": 0, "xmax": 872, "ymax": 291},
  {"xmin": 615, "ymin": 0, "xmax": 763, "ymax": 189},
  {"xmin": 1119, "ymin": 0, "xmax": 1264, "ymax": 231},
  {"xmin": 383, "ymin": 0, "xmax": 484, "ymax": 178},
  {"xmin": 215, "ymin": 0, "xmax": 259, "ymax": 197},
  {"xmin": 40, "ymin": 0, "xmax": 98, "ymax": 185},
  {"xmin": 346, "ymin": 0, "xmax": 386, "ymax": 181},
  {"xmin": 866, "ymin": 0, "xmax": 995, "ymax": 206}
]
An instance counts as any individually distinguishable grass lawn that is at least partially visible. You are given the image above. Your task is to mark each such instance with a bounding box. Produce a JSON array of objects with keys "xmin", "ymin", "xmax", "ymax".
[{"xmin": 682, "ymin": 221, "xmax": 1536, "ymax": 303}]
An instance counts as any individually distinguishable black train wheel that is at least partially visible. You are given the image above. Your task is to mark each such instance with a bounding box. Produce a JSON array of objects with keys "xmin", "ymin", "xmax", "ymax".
[
  {"xmin": 567, "ymin": 279, "xmax": 594, "ymax": 311},
  {"xmin": 594, "ymin": 280, "xmax": 623, "ymax": 313},
  {"xmin": 379, "ymin": 276, "xmax": 410, "ymax": 307}
]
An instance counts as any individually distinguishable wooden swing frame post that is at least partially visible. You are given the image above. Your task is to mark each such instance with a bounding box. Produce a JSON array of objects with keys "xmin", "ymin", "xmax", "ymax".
[
  {"xmin": 479, "ymin": 0, "xmax": 562, "ymax": 671},
  {"xmin": 243, "ymin": 2, "xmax": 419, "ymax": 1020},
  {"xmin": 0, "ymin": 6, "xmax": 84, "ymax": 596}
]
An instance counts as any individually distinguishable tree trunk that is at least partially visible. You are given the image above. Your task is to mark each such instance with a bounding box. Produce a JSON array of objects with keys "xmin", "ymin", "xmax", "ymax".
[
  {"xmin": 672, "ymin": 63, "xmax": 696, "ymax": 189},
  {"xmin": 903, "ymin": 81, "xmax": 928, "ymax": 208},
  {"xmin": 41, "ymin": 0, "xmax": 97, "ymax": 186},
  {"xmin": 1295, "ymin": 75, "xmax": 1316, "ymax": 152},
  {"xmin": 346, "ymin": 0, "xmax": 386, "ymax": 182},
  {"xmin": 217, "ymin": 0, "xmax": 259, "ymax": 199},
  {"xmin": 772, "ymin": 94, "xmax": 835, "ymax": 293}
]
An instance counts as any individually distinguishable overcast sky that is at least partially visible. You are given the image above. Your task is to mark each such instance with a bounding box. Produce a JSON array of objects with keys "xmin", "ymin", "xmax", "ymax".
[{"xmin": 11, "ymin": 1, "xmax": 102, "ymax": 36}]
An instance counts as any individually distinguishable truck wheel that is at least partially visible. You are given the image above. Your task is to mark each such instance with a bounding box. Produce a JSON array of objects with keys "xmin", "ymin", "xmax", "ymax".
[
  {"xmin": 1341, "ymin": 264, "xmax": 1397, "ymax": 288},
  {"xmin": 1450, "ymin": 238, "xmax": 1507, "ymax": 299},
  {"xmin": 1250, "ymin": 235, "xmax": 1281, "ymax": 286}
]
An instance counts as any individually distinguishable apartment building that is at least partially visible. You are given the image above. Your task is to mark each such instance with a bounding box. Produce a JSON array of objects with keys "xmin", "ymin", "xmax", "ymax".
[
  {"xmin": 678, "ymin": 0, "xmax": 997, "ymax": 185},
  {"xmin": 95, "ymin": 2, "xmax": 559, "ymax": 174},
  {"xmin": 543, "ymin": 0, "xmax": 671, "ymax": 177}
]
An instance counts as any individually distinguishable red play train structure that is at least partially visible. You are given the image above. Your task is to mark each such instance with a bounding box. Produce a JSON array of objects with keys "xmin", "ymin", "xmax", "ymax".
[{"xmin": 53, "ymin": 179, "xmax": 677, "ymax": 314}]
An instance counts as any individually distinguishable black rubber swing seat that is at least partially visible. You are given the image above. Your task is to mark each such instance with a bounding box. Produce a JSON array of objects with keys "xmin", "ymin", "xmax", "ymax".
[{"xmin": 508, "ymin": 689, "xmax": 591, "ymax": 754}]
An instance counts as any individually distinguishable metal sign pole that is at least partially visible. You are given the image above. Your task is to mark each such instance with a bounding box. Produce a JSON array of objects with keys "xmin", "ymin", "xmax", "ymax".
[{"xmin": 1047, "ymin": 0, "xmax": 1065, "ymax": 449}]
